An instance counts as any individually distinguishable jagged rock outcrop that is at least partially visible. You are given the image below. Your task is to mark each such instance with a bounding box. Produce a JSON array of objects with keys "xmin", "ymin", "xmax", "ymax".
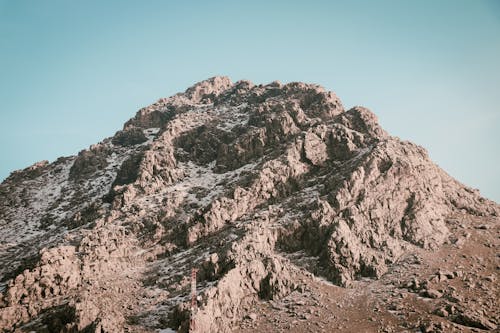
[
  {"xmin": 0, "ymin": 77, "xmax": 498, "ymax": 332},
  {"xmin": 112, "ymin": 127, "xmax": 148, "ymax": 147}
]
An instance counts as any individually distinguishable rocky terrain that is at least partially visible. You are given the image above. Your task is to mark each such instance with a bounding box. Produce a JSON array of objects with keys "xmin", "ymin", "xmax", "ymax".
[{"xmin": 0, "ymin": 76, "xmax": 498, "ymax": 333}]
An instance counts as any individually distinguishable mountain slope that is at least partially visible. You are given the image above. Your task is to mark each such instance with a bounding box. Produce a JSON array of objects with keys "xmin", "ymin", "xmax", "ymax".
[{"xmin": 0, "ymin": 77, "xmax": 498, "ymax": 332}]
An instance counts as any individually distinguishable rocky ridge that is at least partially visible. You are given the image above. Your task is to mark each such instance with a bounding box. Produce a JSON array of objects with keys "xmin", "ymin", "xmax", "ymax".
[{"xmin": 0, "ymin": 76, "xmax": 498, "ymax": 332}]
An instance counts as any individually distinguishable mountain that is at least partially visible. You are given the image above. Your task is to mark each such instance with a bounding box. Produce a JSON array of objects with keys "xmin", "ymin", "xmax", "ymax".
[{"xmin": 0, "ymin": 77, "xmax": 498, "ymax": 333}]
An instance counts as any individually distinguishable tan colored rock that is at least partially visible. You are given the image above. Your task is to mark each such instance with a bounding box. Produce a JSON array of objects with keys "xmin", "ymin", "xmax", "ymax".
[{"xmin": 0, "ymin": 77, "xmax": 498, "ymax": 333}]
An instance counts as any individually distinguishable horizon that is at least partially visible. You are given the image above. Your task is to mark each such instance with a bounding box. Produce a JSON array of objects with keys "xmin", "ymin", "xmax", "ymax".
[{"xmin": 1, "ymin": 0, "xmax": 499, "ymax": 201}]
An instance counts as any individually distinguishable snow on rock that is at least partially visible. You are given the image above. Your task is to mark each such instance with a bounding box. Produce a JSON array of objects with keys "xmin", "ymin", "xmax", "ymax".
[{"xmin": 0, "ymin": 76, "xmax": 498, "ymax": 333}]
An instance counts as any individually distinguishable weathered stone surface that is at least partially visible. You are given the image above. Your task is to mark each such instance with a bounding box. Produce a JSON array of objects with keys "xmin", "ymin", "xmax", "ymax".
[
  {"xmin": 111, "ymin": 127, "xmax": 147, "ymax": 146},
  {"xmin": 69, "ymin": 143, "xmax": 110, "ymax": 180},
  {"xmin": 0, "ymin": 77, "xmax": 498, "ymax": 333}
]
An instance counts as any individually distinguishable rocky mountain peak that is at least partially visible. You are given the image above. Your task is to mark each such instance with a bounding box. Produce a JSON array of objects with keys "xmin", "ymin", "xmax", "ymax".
[
  {"xmin": 0, "ymin": 78, "xmax": 498, "ymax": 332},
  {"xmin": 184, "ymin": 76, "xmax": 233, "ymax": 103}
]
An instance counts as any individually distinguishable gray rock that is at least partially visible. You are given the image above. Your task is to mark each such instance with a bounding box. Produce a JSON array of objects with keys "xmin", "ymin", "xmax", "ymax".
[
  {"xmin": 0, "ymin": 76, "xmax": 498, "ymax": 333},
  {"xmin": 420, "ymin": 289, "xmax": 443, "ymax": 299}
]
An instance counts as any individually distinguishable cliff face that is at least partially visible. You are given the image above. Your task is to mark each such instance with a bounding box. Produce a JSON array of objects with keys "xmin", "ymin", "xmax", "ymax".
[{"xmin": 0, "ymin": 77, "xmax": 498, "ymax": 332}]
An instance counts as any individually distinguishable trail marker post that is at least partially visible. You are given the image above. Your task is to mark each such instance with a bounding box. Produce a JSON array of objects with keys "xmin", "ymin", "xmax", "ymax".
[{"xmin": 189, "ymin": 268, "xmax": 198, "ymax": 332}]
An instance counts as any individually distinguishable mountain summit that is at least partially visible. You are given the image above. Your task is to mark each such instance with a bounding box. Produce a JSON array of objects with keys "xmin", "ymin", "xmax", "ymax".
[{"xmin": 0, "ymin": 77, "xmax": 498, "ymax": 332}]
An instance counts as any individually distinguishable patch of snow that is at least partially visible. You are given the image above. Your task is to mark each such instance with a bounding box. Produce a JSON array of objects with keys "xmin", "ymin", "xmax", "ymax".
[
  {"xmin": 0, "ymin": 157, "xmax": 74, "ymax": 249},
  {"xmin": 214, "ymin": 103, "xmax": 249, "ymax": 131},
  {"xmin": 143, "ymin": 127, "xmax": 161, "ymax": 142},
  {"xmin": 313, "ymin": 275, "xmax": 337, "ymax": 287},
  {"xmin": 136, "ymin": 158, "xmax": 259, "ymax": 214}
]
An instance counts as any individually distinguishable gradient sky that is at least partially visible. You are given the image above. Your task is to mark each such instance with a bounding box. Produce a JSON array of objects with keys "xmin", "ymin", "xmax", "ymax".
[{"xmin": 1, "ymin": 0, "xmax": 499, "ymax": 201}]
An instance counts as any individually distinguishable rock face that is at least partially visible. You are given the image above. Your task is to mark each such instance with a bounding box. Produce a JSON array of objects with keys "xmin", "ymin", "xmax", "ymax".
[{"xmin": 0, "ymin": 77, "xmax": 498, "ymax": 332}]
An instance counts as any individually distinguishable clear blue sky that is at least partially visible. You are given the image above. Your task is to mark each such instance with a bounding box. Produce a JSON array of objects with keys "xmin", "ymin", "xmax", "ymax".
[{"xmin": 1, "ymin": 0, "xmax": 499, "ymax": 202}]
